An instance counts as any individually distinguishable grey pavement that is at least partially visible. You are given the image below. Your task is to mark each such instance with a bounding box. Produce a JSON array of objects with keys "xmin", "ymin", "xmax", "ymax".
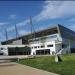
[{"xmin": 0, "ymin": 62, "xmax": 59, "ymax": 75}]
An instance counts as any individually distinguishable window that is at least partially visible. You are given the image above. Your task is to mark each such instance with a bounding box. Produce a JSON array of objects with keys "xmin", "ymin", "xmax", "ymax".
[
  {"xmin": 62, "ymin": 44, "xmax": 67, "ymax": 48},
  {"xmin": 0, "ymin": 53, "xmax": 3, "ymax": 55},
  {"xmin": 36, "ymin": 49, "xmax": 50, "ymax": 55},
  {"xmin": 22, "ymin": 39, "xmax": 29, "ymax": 44},
  {"xmin": 48, "ymin": 35, "xmax": 57, "ymax": 39},
  {"xmin": 38, "ymin": 46, "xmax": 39, "ymax": 48},
  {"xmin": 34, "ymin": 46, "xmax": 37, "ymax": 49},
  {"xmin": 31, "ymin": 47, "xmax": 33, "ymax": 49},
  {"xmin": 41, "ymin": 45, "xmax": 45, "ymax": 48},
  {"xmin": 52, "ymin": 51, "xmax": 55, "ymax": 55},
  {"xmin": 1, "ymin": 48, "xmax": 4, "ymax": 50},
  {"xmin": 47, "ymin": 44, "xmax": 53, "ymax": 47}
]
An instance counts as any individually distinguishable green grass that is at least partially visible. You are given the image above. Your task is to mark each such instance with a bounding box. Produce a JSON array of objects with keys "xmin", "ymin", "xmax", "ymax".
[{"xmin": 17, "ymin": 54, "xmax": 75, "ymax": 75}]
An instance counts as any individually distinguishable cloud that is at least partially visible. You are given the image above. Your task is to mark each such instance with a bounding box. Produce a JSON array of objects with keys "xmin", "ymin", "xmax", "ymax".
[
  {"xmin": 68, "ymin": 18, "xmax": 75, "ymax": 22},
  {"xmin": 7, "ymin": 1, "xmax": 75, "ymax": 32},
  {"xmin": 0, "ymin": 32, "xmax": 3, "ymax": 36},
  {"xmin": 0, "ymin": 36, "xmax": 5, "ymax": 41},
  {"xmin": 7, "ymin": 19, "xmax": 29, "ymax": 31},
  {"xmin": 67, "ymin": 24, "xmax": 75, "ymax": 31},
  {"xmin": 34, "ymin": 1, "xmax": 75, "ymax": 22},
  {"xmin": 7, "ymin": 26, "xmax": 15, "ymax": 31},
  {"xmin": 16, "ymin": 1, "xmax": 75, "ymax": 27},
  {"xmin": 0, "ymin": 31, "xmax": 6, "ymax": 41},
  {"xmin": 16, "ymin": 19, "xmax": 29, "ymax": 26},
  {"xmin": 9, "ymin": 14, "xmax": 16, "ymax": 19},
  {"xmin": 18, "ymin": 30, "xmax": 30, "ymax": 36},
  {"xmin": 0, "ymin": 22, "xmax": 9, "ymax": 26},
  {"xmin": 1, "ymin": 1, "xmax": 75, "ymax": 41}
]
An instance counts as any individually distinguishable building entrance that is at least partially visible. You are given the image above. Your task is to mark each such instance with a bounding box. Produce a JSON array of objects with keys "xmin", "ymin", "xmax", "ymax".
[{"xmin": 36, "ymin": 49, "xmax": 50, "ymax": 55}]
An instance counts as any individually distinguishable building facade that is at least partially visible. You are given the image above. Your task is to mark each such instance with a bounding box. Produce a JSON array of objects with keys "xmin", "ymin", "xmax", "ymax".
[{"xmin": 0, "ymin": 24, "xmax": 75, "ymax": 56}]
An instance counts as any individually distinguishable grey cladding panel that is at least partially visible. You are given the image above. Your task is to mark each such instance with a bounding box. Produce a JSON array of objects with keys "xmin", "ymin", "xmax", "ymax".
[{"xmin": 59, "ymin": 25, "xmax": 75, "ymax": 39}]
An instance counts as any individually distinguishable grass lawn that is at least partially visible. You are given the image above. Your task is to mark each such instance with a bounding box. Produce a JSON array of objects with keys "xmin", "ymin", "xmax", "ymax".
[{"xmin": 17, "ymin": 54, "xmax": 75, "ymax": 75}]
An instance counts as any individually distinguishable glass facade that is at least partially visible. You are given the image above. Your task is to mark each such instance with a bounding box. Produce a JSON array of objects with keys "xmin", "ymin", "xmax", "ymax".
[{"xmin": 36, "ymin": 49, "xmax": 50, "ymax": 55}]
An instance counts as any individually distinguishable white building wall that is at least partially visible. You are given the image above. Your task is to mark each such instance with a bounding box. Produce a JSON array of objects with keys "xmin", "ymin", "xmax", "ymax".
[
  {"xmin": 46, "ymin": 41, "xmax": 56, "ymax": 55},
  {"xmin": 1, "ymin": 32, "xmax": 74, "ymax": 56},
  {"xmin": 1, "ymin": 47, "xmax": 8, "ymax": 55},
  {"xmin": 30, "ymin": 33, "xmax": 62, "ymax": 55},
  {"xmin": 0, "ymin": 42, "xmax": 8, "ymax": 55},
  {"xmin": 0, "ymin": 45, "xmax": 27, "ymax": 56},
  {"xmin": 12, "ymin": 39, "xmax": 22, "ymax": 45},
  {"xmin": 30, "ymin": 41, "xmax": 56, "ymax": 55}
]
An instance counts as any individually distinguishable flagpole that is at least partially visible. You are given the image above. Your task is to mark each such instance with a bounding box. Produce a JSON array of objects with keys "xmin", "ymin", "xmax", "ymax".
[
  {"xmin": 29, "ymin": 16, "xmax": 36, "ymax": 44},
  {"xmin": 29, "ymin": 16, "xmax": 33, "ymax": 43},
  {"xmin": 15, "ymin": 24, "xmax": 18, "ymax": 38},
  {"xmin": 5, "ymin": 29, "xmax": 8, "ymax": 44}
]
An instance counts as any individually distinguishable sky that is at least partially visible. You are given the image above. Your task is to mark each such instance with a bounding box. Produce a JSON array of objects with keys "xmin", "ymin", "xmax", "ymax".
[{"xmin": 0, "ymin": 1, "xmax": 75, "ymax": 41}]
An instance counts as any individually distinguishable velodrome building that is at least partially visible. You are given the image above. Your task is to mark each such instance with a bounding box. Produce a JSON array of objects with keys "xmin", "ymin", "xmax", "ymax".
[{"xmin": 0, "ymin": 24, "xmax": 75, "ymax": 56}]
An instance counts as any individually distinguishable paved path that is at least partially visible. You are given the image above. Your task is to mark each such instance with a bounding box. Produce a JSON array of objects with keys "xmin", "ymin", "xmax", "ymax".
[
  {"xmin": 0, "ymin": 62, "xmax": 59, "ymax": 75},
  {"xmin": 0, "ymin": 55, "xmax": 34, "ymax": 60}
]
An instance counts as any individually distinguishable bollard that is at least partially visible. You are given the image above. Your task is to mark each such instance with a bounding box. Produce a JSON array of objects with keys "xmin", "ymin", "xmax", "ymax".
[
  {"xmin": 55, "ymin": 55, "xmax": 62, "ymax": 63},
  {"xmin": 55, "ymin": 55, "xmax": 59, "ymax": 63}
]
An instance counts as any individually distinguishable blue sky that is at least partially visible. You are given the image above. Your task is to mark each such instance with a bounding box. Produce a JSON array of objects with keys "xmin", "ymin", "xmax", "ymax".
[{"xmin": 0, "ymin": 1, "xmax": 75, "ymax": 41}]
